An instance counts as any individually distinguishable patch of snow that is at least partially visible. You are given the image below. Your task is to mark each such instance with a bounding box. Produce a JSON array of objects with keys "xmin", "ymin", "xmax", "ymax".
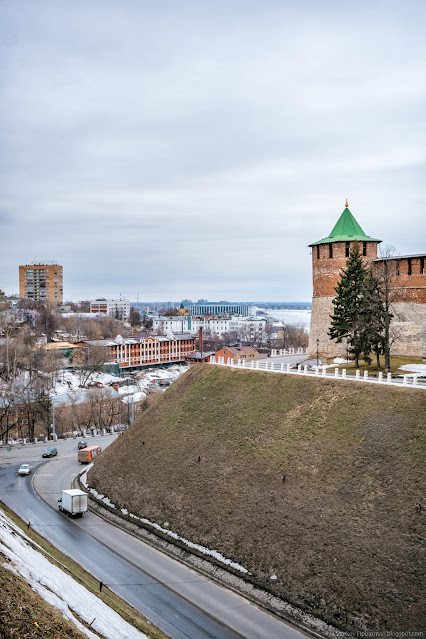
[
  {"xmin": 0, "ymin": 508, "xmax": 146, "ymax": 639},
  {"xmin": 270, "ymin": 575, "xmax": 277, "ymax": 580},
  {"xmin": 399, "ymin": 364, "xmax": 426, "ymax": 374},
  {"xmin": 333, "ymin": 358, "xmax": 349, "ymax": 364},
  {"xmin": 122, "ymin": 392, "xmax": 146, "ymax": 404},
  {"xmin": 118, "ymin": 384, "xmax": 139, "ymax": 395},
  {"xmin": 51, "ymin": 370, "xmax": 125, "ymax": 397}
]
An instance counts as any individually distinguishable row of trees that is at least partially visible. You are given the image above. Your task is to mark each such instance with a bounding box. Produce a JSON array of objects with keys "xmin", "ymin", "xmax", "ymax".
[
  {"xmin": 329, "ymin": 243, "xmax": 394, "ymax": 370},
  {"xmin": 0, "ymin": 313, "xmax": 115, "ymax": 442},
  {"xmin": 198, "ymin": 323, "xmax": 308, "ymax": 352}
]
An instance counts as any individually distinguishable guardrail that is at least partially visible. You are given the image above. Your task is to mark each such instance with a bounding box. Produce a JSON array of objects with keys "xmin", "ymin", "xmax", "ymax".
[{"xmin": 209, "ymin": 357, "xmax": 426, "ymax": 390}]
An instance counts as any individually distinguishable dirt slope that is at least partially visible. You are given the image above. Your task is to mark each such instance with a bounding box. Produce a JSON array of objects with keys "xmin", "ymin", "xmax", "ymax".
[{"xmin": 88, "ymin": 365, "xmax": 425, "ymax": 633}]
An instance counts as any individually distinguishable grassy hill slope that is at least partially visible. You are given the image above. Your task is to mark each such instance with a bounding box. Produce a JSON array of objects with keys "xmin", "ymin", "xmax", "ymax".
[{"xmin": 88, "ymin": 365, "xmax": 425, "ymax": 633}]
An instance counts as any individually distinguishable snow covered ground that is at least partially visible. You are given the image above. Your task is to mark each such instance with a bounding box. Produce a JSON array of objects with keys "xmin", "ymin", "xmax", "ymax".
[
  {"xmin": 399, "ymin": 364, "xmax": 426, "ymax": 375},
  {"xmin": 50, "ymin": 365, "xmax": 190, "ymax": 407},
  {"xmin": 0, "ymin": 508, "xmax": 146, "ymax": 638},
  {"xmin": 52, "ymin": 371, "xmax": 125, "ymax": 396}
]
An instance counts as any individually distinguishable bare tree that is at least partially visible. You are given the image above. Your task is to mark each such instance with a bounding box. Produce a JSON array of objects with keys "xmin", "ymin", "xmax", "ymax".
[
  {"xmin": 129, "ymin": 306, "xmax": 141, "ymax": 327},
  {"xmin": 72, "ymin": 345, "xmax": 110, "ymax": 387},
  {"xmin": 374, "ymin": 245, "xmax": 405, "ymax": 372}
]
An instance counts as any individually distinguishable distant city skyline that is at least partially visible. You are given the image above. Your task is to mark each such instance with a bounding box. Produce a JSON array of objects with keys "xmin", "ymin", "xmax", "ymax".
[{"xmin": 1, "ymin": 1, "xmax": 425, "ymax": 301}]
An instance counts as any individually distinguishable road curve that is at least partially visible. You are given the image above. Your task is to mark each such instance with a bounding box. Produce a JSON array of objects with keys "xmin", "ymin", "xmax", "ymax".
[{"xmin": 0, "ymin": 437, "xmax": 309, "ymax": 639}]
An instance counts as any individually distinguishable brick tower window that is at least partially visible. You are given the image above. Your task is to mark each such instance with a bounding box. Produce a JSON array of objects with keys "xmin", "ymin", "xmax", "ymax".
[
  {"xmin": 328, "ymin": 243, "xmax": 333, "ymax": 258},
  {"xmin": 345, "ymin": 241, "xmax": 350, "ymax": 257},
  {"xmin": 363, "ymin": 241, "xmax": 367, "ymax": 256},
  {"xmin": 317, "ymin": 245, "xmax": 320, "ymax": 259},
  {"xmin": 421, "ymin": 257, "xmax": 425, "ymax": 274},
  {"xmin": 407, "ymin": 258, "xmax": 412, "ymax": 275}
]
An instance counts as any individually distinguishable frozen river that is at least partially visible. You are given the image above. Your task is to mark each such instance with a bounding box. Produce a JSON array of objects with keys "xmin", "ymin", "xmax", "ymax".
[{"xmin": 260, "ymin": 308, "xmax": 311, "ymax": 332}]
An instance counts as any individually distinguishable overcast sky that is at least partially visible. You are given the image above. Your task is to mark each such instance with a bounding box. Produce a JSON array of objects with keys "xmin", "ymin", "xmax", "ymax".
[{"xmin": 1, "ymin": 0, "xmax": 425, "ymax": 302}]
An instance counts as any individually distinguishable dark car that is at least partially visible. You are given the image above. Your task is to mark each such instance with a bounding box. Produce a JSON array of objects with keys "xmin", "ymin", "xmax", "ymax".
[
  {"xmin": 42, "ymin": 447, "xmax": 58, "ymax": 458},
  {"xmin": 77, "ymin": 441, "xmax": 87, "ymax": 450}
]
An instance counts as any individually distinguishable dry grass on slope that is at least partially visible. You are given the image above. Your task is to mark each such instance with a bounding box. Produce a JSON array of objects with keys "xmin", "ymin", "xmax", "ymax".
[{"xmin": 88, "ymin": 364, "xmax": 426, "ymax": 634}]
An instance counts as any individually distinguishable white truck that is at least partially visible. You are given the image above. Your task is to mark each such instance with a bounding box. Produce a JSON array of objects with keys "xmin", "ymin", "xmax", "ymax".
[{"xmin": 58, "ymin": 489, "xmax": 88, "ymax": 517}]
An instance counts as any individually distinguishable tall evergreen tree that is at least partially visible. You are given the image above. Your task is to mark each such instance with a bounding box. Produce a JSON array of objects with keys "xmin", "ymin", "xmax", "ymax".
[
  {"xmin": 358, "ymin": 269, "xmax": 387, "ymax": 368},
  {"xmin": 328, "ymin": 242, "xmax": 369, "ymax": 367}
]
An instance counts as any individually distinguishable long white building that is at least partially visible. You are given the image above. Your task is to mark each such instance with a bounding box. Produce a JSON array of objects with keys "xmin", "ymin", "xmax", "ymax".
[
  {"xmin": 152, "ymin": 315, "xmax": 267, "ymax": 339},
  {"xmin": 89, "ymin": 298, "xmax": 131, "ymax": 321},
  {"xmin": 187, "ymin": 302, "xmax": 256, "ymax": 317}
]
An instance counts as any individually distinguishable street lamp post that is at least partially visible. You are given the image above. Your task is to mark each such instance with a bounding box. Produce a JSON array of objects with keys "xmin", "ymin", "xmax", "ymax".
[
  {"xmin": 51, "ymin": 402, "xmax": 56, "ymax": 441},
  {"xmin": 316, "ymin": 338, "xmax": 319, "ymax": 367}
]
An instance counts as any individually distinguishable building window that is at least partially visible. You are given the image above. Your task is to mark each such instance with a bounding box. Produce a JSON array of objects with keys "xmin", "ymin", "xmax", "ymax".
[
  {"xmin": 396, "ymin": 260, "xmax": 400, "ymax": 276},
  {"xmin": 421, "ymin": 257, "xmax": 425, "ymax": 274},
  {"xmin": 328, "ymin": 243, "xmax": 333, "ymax": 258},
  {"xmin": 316, "ymin": 245, "xmax": 320, "ymax": 259},
  {"xmin": 346, "ymin": 242, "xmax": 350, "ymax": 257},
  {"xmin": 407, "ymin": 258, "xmax": 412, "ymax": 275},
  {"xmin": 363, "ymin": 242, "xmax": 367, "ymax": 256}
]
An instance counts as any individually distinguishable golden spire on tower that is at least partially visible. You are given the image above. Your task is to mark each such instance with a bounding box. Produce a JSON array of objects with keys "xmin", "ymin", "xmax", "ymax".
[{"xmin": 345, "ymin": 198, "xmax": 349, "ymax": 208}]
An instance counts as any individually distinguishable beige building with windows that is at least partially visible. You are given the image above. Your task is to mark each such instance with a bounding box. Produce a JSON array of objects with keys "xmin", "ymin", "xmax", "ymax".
[{"xmin": 19, "ymin": 263, "xmax": 63, "ymax": 305}]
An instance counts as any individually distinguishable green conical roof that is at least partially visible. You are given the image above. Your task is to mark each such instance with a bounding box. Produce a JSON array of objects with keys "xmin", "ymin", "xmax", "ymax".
[{"xmin": 309, "ymin": 203, "xmax": 381, "ymax": 246}]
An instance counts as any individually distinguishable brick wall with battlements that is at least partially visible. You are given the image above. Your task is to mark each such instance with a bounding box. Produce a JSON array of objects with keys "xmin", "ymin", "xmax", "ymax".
[{"xmin": 307, "ymin": 204, "xmax": 425, "ymax": 359}]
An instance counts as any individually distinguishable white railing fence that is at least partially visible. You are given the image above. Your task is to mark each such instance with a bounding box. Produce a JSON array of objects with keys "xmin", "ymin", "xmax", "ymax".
[
  {"xmin": 209, "ymin": 357, "xmax": 425, "ymax": 390},
  {"xmin": 269, "ymin": 347, "xmax": 308, "ymax": 357}
]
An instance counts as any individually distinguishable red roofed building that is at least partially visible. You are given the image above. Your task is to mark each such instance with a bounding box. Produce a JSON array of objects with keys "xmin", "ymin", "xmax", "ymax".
[{"xmin": 214, "ymin": 346, "xmax": 259, "ymax": 363}]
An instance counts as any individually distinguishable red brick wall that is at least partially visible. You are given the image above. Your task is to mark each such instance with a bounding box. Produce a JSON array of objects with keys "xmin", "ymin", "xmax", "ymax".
[
  {"xmin": 312, "ymin": 241, "xmax": 379, "ymax": 297},
  {"xmin": 215, "ymin": 347, "xmax": 234, "ymax": 362},
  {"xmin": 373, "ymin": 257, "xmax": 426, "ymax": 303}
]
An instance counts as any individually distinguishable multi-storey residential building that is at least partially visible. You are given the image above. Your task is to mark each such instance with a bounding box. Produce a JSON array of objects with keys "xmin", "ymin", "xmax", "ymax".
[
  {"xmin": 89, "ymin": 299, "xmax": 130, "ymax": 321},
  {"xmin": 84, "ymin": 333, "xmax": 196, "ymax": 369},
  {"xmin": 153, "ymin": 316, "xmax": 191, "ymax": 333},
  {"xmin": 19, "ymin": 263, "xmax": 63, "ymax": 305},
  {"xmin": 152, "ymin": 315, "xmax": 267, "ymax": 340}
]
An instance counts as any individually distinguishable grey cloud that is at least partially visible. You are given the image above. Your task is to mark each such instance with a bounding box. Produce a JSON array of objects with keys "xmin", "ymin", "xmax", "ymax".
[{"xmin": 1, "ymin": 0, "xmax": 425, "ymax": 300}]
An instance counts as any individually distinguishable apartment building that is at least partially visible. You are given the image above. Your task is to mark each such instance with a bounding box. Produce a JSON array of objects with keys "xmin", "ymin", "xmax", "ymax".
[
  {"xmin": 19, "ymin": 263, "xmax": 63, "ymax": 305},
  {"xmin": 89, "ymin": 299, "xmax": 130, "ymax": 321},
  {"xmin": 153, "ymin": 316, "xmax": 191, "ymax": 333},
  {"xmin": 152, "ymin": 314, "xmax": 267, "ymax": 339}
]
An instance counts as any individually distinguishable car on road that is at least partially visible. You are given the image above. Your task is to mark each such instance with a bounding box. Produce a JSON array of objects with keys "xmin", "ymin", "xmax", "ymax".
[
  {"xmin": 42, "ymin": 447, "xmax": 58, "ymax": 458},
  {"xmin": 77, "ymin": 441, "xmax": 87, "ymax": 450},
  {"xmin": 18, "ymin": 464, "xmax": 31, "ymax": 476}
]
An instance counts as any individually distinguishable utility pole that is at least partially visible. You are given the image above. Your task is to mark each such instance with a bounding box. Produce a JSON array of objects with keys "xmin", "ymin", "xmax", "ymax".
[
  {"xmin": 316, "ymin": 338, "xmax": 319, "ymax": 367},
  {"xmin": 51, "ymin": 402, "xmax": 56, "ymax": 440}
]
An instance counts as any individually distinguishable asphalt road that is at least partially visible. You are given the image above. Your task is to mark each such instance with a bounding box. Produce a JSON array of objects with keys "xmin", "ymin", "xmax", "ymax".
[{"xmin": 0, "ymin": 436, "xmax": 308, "ymax": 639}]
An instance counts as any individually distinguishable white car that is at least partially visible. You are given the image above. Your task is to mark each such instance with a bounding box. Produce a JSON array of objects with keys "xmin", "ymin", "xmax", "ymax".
[{"xmin": 18, "ymin": 464, "xmax": 31, "ymax": 476}]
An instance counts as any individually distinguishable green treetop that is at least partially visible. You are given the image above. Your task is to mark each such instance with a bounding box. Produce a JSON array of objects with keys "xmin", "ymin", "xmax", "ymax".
[{"xmin": 328, "ymin": 242, "xmax": 368, "ymax": 367}]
